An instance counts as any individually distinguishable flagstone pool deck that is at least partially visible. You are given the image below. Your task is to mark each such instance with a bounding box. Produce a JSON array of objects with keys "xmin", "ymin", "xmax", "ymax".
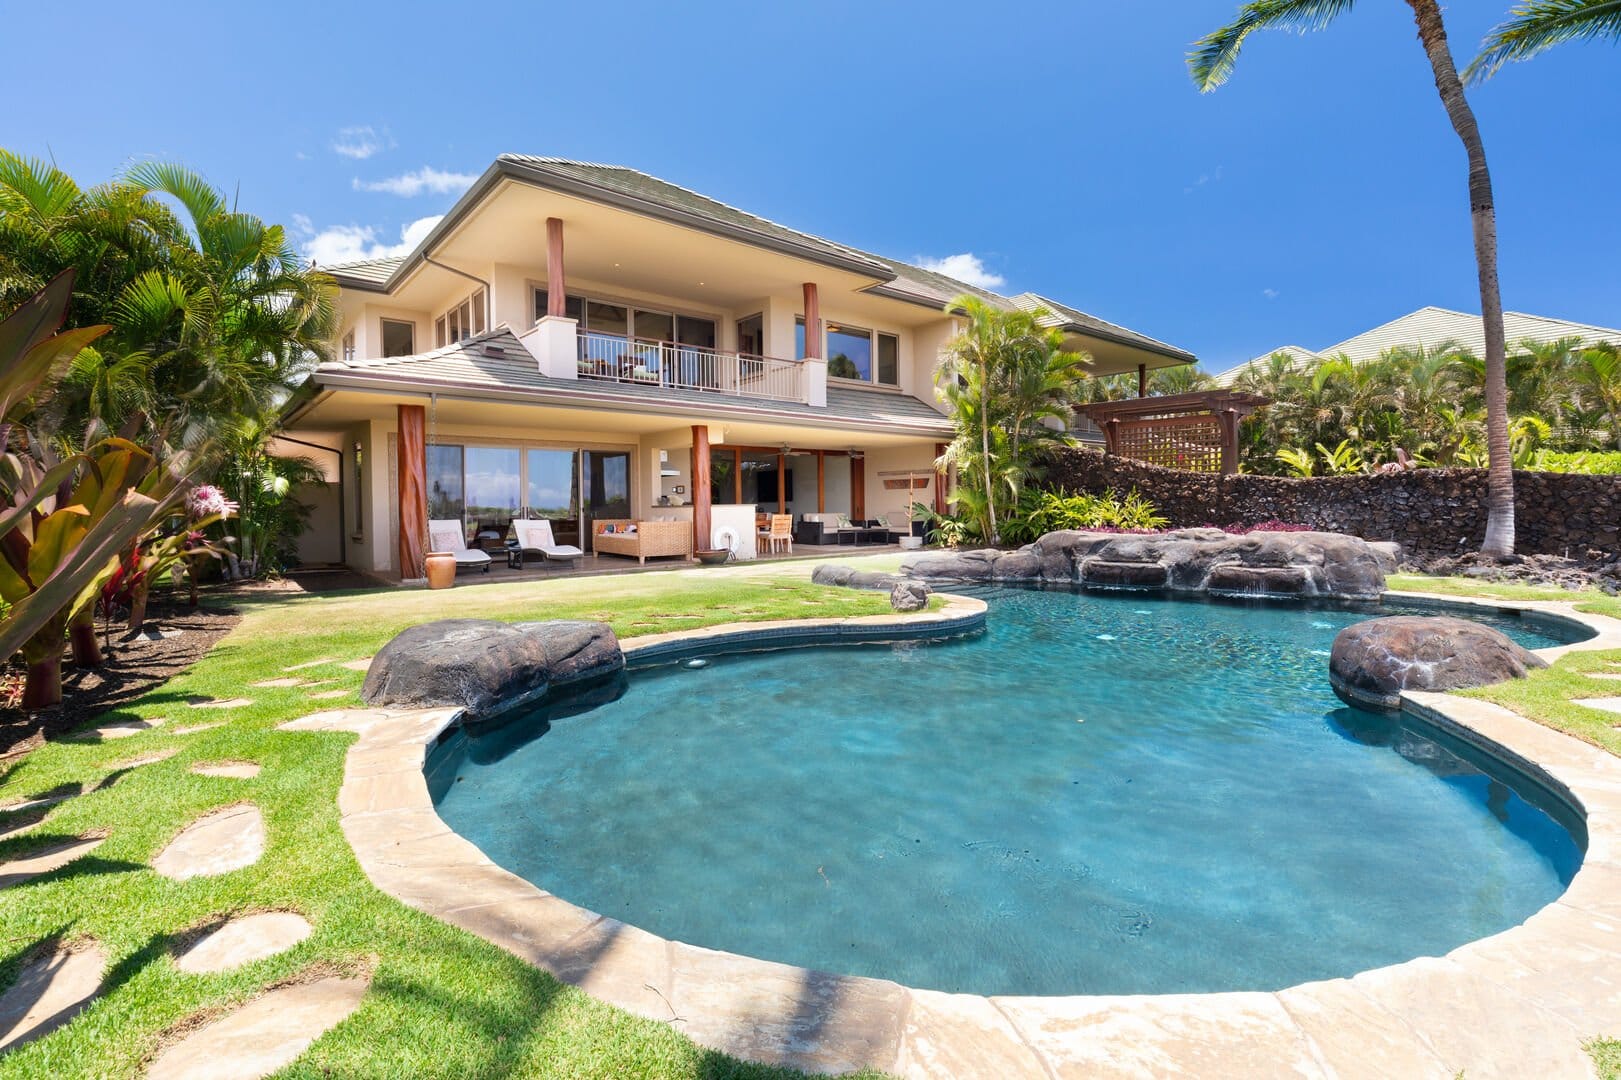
[{"xmin": 315, "ymin": 591, "xmax": 1621, "ymax": 1078}]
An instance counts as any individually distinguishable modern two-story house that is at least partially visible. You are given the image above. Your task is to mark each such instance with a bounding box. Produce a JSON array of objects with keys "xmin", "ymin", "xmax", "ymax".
[{"xmin": 278, "ymin": 155, "xmax": 1195, "ymax": 577}]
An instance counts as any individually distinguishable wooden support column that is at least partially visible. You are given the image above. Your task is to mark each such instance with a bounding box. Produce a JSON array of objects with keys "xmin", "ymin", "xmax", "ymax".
[
  {"xmin": 396, "ymin": 404, "xmax": 428, "ymax": 579},
  {"xmin": 850, "ymin": 454, "xmax": 866, "ymax": 521},
  {"xmin": 934, "ymin": 442, "xmax": 949, "ymax": 515},
  {"xmin": 692, "ymin": 425, "xmax": 711, "ymax": 551},
  {"xmin": 545, "ymin": 218, "xmax": 566, "ymax": 316},
  {"xmin": 1137, "ymin": 363, "xmax": 1148, "ymax": 398},
  {"xmin": 816, "ymin": 452, "xmax": 826, "ymax": 512},
  {"xmin": 776, "ymin": 452, "xmax": 786, "ymax": 513},
  {"xmin": 802, "ymin": 282, "xmax": 821, "ymax": 357},
  {"xmin": 1219, "ymin": 409, "xmax": 1239, "ymax": 475}
]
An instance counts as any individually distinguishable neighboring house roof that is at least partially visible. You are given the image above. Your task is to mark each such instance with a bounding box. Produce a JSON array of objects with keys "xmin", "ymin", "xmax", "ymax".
[
  {"xmin": 1214, "ymin": 307, "xmax": 1621, "ymax": 386},
  {"xmin": 305, "ymin": 329, "xmax": 955, "ymax": 437},
  {"xmin": 1011, "ymin": 293, "xmax": 1197, "ymax": 364},
  {"xmin": 316, "ymin": 155, "xmax": 1194, "ymax": 366}
]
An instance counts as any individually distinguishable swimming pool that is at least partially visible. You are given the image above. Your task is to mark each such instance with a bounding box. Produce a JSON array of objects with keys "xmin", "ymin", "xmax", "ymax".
[{"xmin": 429, "ymin": 589, "xmax": 1587, "ymax": 997}]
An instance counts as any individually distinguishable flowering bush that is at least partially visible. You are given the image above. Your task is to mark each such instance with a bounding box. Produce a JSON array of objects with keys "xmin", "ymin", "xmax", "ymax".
[{"xmin": 185, "ymin": 484, "xmax": 237, "ymax": 519}]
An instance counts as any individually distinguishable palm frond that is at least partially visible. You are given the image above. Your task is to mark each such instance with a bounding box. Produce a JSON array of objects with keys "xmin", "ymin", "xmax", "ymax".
[
  {"xmin": 1189, "ymin": 0, "xmax": 1359, "ymax": 91},
  {"xmin": 1467, "ymin": 0, "xmax": 1621, "ymax": 82}
]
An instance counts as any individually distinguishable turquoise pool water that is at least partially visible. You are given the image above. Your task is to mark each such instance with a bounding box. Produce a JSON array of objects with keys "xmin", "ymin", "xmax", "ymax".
[{"xmin": 430, "ymin": 589, "xmax": 1587, "ymax": 996}]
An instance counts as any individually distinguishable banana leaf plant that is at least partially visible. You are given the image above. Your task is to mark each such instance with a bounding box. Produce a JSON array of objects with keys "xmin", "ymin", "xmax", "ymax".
[{"xmin": 0, "ymin": 271, "xmax": 171, "ymax": 708}]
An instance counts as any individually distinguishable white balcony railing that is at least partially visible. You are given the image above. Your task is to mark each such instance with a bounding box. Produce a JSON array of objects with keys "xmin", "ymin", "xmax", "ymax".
[{"xmin": 575, "ymin": 333, "xmax": 804, "ymax": 403}]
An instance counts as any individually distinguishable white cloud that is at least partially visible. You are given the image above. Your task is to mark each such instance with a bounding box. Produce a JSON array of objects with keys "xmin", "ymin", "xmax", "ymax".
[
  {"xmin": 1184, "ymin": 164, "xmax": 1224, "ymax": 195},
  {"xmin": 915, "ymin": 252, "xmax": 1006, "ymax": 290},
  {"xmin": 331, "ymin": 125, "xmax": 393, "ymax": 160},
  {"xmin": 352, "ymin": 166, "xmax": 477, "ymax": 198},
  {"xmin": 1262, "ymin": 288, "xmax": 1279, "ymax": 300},
  {"xmin": 299, "ymin": 214, "xmax": 443, "ymax": 266}
]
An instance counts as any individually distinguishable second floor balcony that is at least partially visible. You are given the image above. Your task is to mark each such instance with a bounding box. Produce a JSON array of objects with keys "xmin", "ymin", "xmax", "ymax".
[{"xmin": 575, "ymin": 332, "xmax": 804, "ymax": 403}]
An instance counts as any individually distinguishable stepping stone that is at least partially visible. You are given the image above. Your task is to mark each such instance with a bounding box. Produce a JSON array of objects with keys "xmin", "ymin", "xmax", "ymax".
[
  {"xmin": 339, "ymin": 658, "xmax": 372, "ymax": 672},
  {"xmin": 0, "ymin": 811, "xmax": 45, "ymax": 843},
  {"xmin": 151, "ymin": 806, "xmax": 265, "ymax": 880},
  {"xmin": 187, "ymin": 697, "xmax": 253, "ymax": 710},
  {"xmin": 112, "ymin": 749, "xmax": 179, "ymax": 771},
  {"xmin": 307, "ymin": 690, "xmax": 348, "ymax": 701},
  {"xmin": 1588, "ymin": 672, "xmax": 1621, "ymax": 681},
  {"xmin": 190, "ymin": 762, "xmax": 260, "ymax": 780},
  {"xmin": 1575, "ymin": 698, "xmax": 1621, "ymax": 716},
  {"xmin": 138, "ymin": 627, "xmax": 185, "ymax": 640},
  {"xmin": 174, "ymin": 912, "xmax": 312, "ymax": 974},
  {"xmin": 68, "ymin": 717, "xmax": 166, "ymax": 742},
  {"xmin": 146, "ymin": 975, "xmax": 368, "ymax": 1080},
  {"xmin": 248, "ymin": 678, "xmax": 307, "ymax": 689},
  {"xmin": 0, "ymin": 943, "xmax": 106, "ymax": 1051},
  {"xmin": 282, "ymin": 658, "xmax": 338, "ymax": 672},
  {"xmin": 0, "ymin": 836, "xmax": 106, "ymax": 889},
  {"xmin": 173, "ymin": 722, "xmax": 226, "ymax": 736},
  {"xmin": 0, "ymin": 790, "xmax": 74, "ymax": 815}
]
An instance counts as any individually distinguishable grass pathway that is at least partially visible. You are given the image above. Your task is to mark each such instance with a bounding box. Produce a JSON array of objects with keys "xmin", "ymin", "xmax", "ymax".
[{"xmin": 0, "ymin": 560, "xmax": 901, "ymax": 1079}]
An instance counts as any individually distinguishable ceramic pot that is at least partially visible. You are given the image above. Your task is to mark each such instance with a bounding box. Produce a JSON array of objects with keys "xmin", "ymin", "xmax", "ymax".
[{"xmin": 424, "ymin": 551, "xmax": 457, "ymax": 589}]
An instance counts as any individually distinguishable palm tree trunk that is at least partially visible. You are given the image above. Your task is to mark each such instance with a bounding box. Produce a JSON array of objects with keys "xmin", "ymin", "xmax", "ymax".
[
  {"xmin": 980, "ymin": 356, "xmax": 998, "ymax": 545},
  {"xmin": 1407, "ymin": 0, "xmax": 1515, "ymax": 556}
]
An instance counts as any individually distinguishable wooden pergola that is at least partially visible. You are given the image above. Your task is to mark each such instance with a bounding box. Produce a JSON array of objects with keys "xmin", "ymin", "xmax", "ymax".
[{"xmin": 1077, "ymin": 390, "xmax": 1269, "ymax": 475}]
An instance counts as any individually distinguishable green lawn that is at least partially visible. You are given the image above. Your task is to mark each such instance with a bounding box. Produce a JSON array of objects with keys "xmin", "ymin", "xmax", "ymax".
[{"xmin": 0, "ymin": 559, "xmax": 906, "ymax": 1079}]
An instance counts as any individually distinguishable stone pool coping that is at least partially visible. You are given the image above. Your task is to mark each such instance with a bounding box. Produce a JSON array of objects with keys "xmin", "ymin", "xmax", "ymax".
[{"xmin": 318, "ymin": 589, "xmax": 1621, "ymax": 1078}]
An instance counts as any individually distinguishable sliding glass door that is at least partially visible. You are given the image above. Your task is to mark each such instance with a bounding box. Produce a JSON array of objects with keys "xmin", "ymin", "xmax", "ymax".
[
  {"xmin": 526, "ymin": 448, "xmax": 580, "ymax": 547},
  {"xmin": 581, "ymin": 451, "xmax": 630, "ymax": 545}
]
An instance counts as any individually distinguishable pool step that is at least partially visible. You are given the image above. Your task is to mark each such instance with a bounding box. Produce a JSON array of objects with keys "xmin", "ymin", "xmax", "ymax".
[
  {"xmin": 1079, "ymin": 559, "xmax": 1168, "ymax": 589},
  {"xmin": 1206, "ymin": 565, "xmax": 1312, "ymax": 597}
]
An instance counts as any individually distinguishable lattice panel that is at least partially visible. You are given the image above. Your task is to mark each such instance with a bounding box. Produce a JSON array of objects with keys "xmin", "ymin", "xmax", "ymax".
[{"xmin": 1114, "ymin": 415, "xmax": 1223, "ymax": 473}]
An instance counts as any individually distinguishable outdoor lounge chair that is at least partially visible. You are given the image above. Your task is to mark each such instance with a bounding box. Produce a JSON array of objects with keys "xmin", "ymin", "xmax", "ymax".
[
  {"xmin": 511, "ymin": 518, "xmax": 585, "ymax": 568},
  {"xmin": 427, "ymin": 520, "xmax": 492, "ymax": 573}
]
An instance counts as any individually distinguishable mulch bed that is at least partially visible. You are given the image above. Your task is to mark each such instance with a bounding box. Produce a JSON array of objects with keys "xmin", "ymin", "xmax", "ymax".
[{"xmin": 0, "ymin": 568, "xmax": 385, "ymax": 761}]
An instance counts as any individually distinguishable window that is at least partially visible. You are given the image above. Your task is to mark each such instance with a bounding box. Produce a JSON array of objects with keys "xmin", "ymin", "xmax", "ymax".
[
  {"xmin": 826, "ymin": 323, "xmax": 874, "ymax": 381},
  {"xmin": 795, "ymin": 316, "xmax": 807, "ymax": 359},
  {"xmin": 435, "ymin": 288, "xmax": 487, "ymax": 347},
  {"xmin": 426, "ymin": 444, "xmax": 464, "ymax": 521},
  {"xmin": 877, "ymin": 333, "xmax": 899, "ymax": 385},
  {"xmin": 531, "ymin": 288, "xmax": 716, "ymax": 350},
  {"xmin": 534, "ymin": 288, "xmax": 584, "ymax": 323},
  {"xmin": 380, "ymin": 319, "xmax": 415, "ymax": 358},
  {"xmin": 341, "ymin": 330, "xmax": 355, "ymax": 363}
]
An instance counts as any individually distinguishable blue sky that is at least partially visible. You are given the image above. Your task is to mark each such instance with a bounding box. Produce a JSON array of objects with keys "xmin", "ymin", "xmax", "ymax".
[{"xmin": 8, "ymin": 0, "xmax": 1618, "ymax": 372}]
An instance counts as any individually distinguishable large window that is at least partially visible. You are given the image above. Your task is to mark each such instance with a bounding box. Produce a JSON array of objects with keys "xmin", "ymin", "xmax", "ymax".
[
  {"xmin": 380, "ymin": 319, "xmax": 415, "ymax": 358},
  {"xmin": 798, "ymin": 318, "xmax": 899, "ymax": 386},
  {"xmin": 426, "ymin": 445, "xmax": 464, "ymax": 521},
  {"xmin": 464, "ymin": 447, "xmax": 521, "ymax": 526},
  {"xmin": 435, "ymin": 288, "xmax": 487, "ymax": 347},
  {"xmin": 420, "ymin": 443, "xmax": 630, "ymax": 550},
  {"xmin": 533, "ymin": 288, "xmax": 716, "ymax": 350}
]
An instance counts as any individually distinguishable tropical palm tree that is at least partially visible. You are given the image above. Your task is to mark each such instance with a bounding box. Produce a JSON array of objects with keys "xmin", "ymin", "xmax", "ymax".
[
  {"xmin": 1467, "ymin": 0, "xmax": 1621, "ymax": 82},
  {"xmin": 1190, "ymin": 0, "xmax": 1518, "ymax": 554}
]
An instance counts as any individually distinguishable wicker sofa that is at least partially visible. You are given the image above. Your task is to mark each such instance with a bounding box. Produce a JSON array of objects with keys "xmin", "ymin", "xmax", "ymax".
[{"xmin": 592, "ymin": 518, "xmax": 693, "ymax": 564}]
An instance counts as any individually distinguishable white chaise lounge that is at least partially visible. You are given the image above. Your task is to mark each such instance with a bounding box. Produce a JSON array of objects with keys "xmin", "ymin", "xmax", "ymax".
[
  {"xmin": 428, "ymin": 519, "xmax": 492, "ymax": 573},
  {"xmin": 511, "ymin": 518, "xmax": 585, "ymax": 568}
]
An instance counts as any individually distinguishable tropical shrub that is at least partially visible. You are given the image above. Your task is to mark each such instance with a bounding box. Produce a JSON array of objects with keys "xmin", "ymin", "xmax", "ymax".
[
  {"xmin": 1530, "ymin": 450, "xmax": 1621, "ymax": 474},
  {"xmin": 999, "ymin": 488, "xmax": 1169, "ymax": 545}
]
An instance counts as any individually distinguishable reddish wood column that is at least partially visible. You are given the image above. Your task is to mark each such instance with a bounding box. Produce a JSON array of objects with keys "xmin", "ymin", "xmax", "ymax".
[
  {"xmin": 692, "ymin": 425, "xmax": 711, "ymax": 551},
  {"xmin": 397, "ymin": 404, "xmax": 428, "ymax": 579},
  {"xmin": 546, "ymin": 217, "xmax": 566, "ymax": 316},
  {"xmin": 1137, "ymin": 363, "xmax": 1148, "ymax": 398},
  {"xmin": 934, "ymin": 442, "xmax": 949, "ymax": 515},
  {"xmin": 802, "ymin": 282, "xmax": 820, "ymax": 358},
  {"xmin": 850, "ymin": 454, "xmax": 866, "ymax": 521}
]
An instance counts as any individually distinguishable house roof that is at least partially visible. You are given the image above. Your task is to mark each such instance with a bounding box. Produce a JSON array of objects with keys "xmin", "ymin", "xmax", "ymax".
[
  {"xmin": 1214, "ymin": 307, "xmax": 1621, "ymax": 385},
  {"xmin": 317, "ymin": 155, "xmax": 1195, "ymax": 367},
  {"xmin": 305, "ymin": 328, "xmax": 956, "ymax": 437}
]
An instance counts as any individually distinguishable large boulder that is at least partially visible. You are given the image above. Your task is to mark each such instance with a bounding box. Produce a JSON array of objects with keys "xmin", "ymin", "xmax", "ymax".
[
  {"xmin": 902, "ymin": 529, "xmax": 1389, "ymax": 601},
  {"xmin": 361, "ymin": 619, "xmax": 622, "ymax": 718},
  {"xmin": 889, "ymin": 580, "xmax": 931, "ymax": 612},
  {"xmin": 1328, "ymin": 615, "xmax": 1546, "ymax": 710},
  {"xmin": 810, "ymin": 564, "xmax": 905, "ymax": 591}
]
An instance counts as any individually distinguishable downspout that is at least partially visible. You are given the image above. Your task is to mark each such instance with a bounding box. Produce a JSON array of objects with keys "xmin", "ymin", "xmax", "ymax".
[
  {"xmin": 275, "ymin": 434, "xmax": 347, "ymax": 566},
  {"xmin": 424, "ymin": 256, "xmax": 493, "ymax": 329}
]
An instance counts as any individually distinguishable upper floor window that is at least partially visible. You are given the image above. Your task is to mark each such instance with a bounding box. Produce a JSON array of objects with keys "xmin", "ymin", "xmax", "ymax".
[
  {"xmin": 341, "ymin": 329, "xmax": 356, "ymax": 364},
  {"xmin": 380, "ymin": 318, "xmax": 415, "ymax": 358},
  {"xmin": 532, "ymin": 288, "xmax": 716, "ymax": 349},
  {"xmin": 534, "ymin": 288, "xmax": 584, "ymax": 324},
  {"xmin": 435, "ymin": 287, "xmax": 487, "ymax": 347},
  {"xmin": 823, "ymin": 323, "xmax": 900, "ymax": 386}
]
